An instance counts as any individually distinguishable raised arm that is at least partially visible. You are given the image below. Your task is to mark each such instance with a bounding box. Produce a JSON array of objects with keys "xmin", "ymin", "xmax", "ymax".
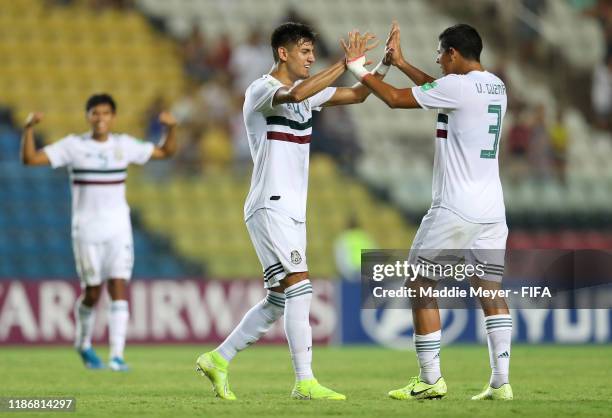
[
  {"xmin": 395, "ymin": 60, "xmax": 435, "ymax": 86},
  {"xmin": 272, "ymin": 31, "xmax": 379, "ymax": 106},
  {"xmin": 272, "ymin": 59, "xmax": 347, "ymax": 106},
  {"xmin": 342, "ymin": 30, "xmax": 421, "ymax": 109},
  {"xmin": 150, "ymin": 111, "xmax": 178, "ymax": 160},
  {"xmin": 323, "ymin": 28, "xmax": 394, "ymax": 107},
  {"xmin": 21, "ymin": 112, "xmax": 51, "ymax": 166},
  {"xmin": 359, "ymin": 76, "xmax": 421, "ymax": 109},
  {"xmin": 386, "ymin": 22, "xmax": 435, "ymax": 86},
  {"xmin": 322, "ymin": 65, "xmax": 387, "ymax": 107}
]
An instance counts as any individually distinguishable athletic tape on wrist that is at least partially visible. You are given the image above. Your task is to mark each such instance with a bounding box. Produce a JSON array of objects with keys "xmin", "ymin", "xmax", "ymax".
[
  {"xmin": 372, "ymin": 60, "xmax": 390, "ymax": 76},
  {"xmin": 346, "ymin": 55, "xmax": 369, "ymax": 80}
]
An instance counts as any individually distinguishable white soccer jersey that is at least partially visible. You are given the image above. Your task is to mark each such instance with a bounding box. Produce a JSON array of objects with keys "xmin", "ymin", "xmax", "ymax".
[
  {"xmin": 243, "ymin": 74, "xmax": 336, "ymax": 222},
  {"xmin": 44, "ymin": 132, "xmax": 154, "ymax": 242},
  {"xmin": 412, "ymin": 71, "xmax": 507, "ymax": 223}
]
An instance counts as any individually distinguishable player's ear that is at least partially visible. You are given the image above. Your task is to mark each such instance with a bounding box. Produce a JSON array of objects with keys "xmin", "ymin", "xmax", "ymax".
[{"xmin": 278, "ymin": 46, "xmax": 289, "ymax": 63}]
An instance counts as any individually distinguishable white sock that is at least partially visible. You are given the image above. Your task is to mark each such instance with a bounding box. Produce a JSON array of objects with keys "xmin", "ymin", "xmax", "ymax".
[
  {"xmin": 414, "ymin": 330, "xmax": 442, "ymax": 384},
  {"xmin": 74, "ymin": 296, "xmax": 95, "ymax": 351},
  {"xmin": 109, "ymin": 300, "xmax": 130, "ymax": 359},
  {"xmin": 284, "ymin": 280, "xmax": 314, "ymax": 381},
  {"xmin": 485, "ymin": 314, "xmax": 512, "ymax": 388},
  {"xmin": 216, "ymin": 291, "xmax": 285, "ymax": 362}
]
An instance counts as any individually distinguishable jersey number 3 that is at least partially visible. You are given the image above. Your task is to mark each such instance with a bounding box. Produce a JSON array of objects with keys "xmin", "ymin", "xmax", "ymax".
[{"xmin": 480, "ymin": 104, "xmax": 502, "ymax": 159}]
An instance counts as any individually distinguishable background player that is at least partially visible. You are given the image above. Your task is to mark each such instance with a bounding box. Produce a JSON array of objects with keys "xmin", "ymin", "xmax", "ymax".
[
  {"xmin": 343, "ymin": 23, "xmax": 513, "ymax": 400},
  {"xmin": 196, "ymin": 22, "xmax": 391, "ymax": 401},
  {"xmin": 20, "ymin": 93, "xmax": 178, "ymax": 371}
]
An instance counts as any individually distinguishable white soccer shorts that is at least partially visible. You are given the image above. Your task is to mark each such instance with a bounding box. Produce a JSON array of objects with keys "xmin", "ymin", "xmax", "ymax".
[
  {"xmin": 409, "ymin": 207, "xmax": 508, "ymax": 282},
  {"xmin": 72, "ymin": 230, "xmax": 134, "ymax": 287},
  {"xmin": 245, "ymin": 208, "xmax": 308, "ymax": 288}
]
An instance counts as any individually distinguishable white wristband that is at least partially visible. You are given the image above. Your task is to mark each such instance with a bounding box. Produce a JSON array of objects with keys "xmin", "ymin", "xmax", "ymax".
[
  {"xmin": 346, "ymin": 55, "xmax": 369, "ymax": 81},
  {"xmin": 372, "ymin": 60, "xmax": 390, "ymax": 76}
]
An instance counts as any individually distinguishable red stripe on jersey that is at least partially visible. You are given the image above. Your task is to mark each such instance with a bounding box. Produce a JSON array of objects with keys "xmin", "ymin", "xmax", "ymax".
[
  {"xmin": 73, "ymin": 179, "xmax": 125, "ymax": 185},
  {"xmin": 267, "ymin": 131, "xmax": 311, "ymax": 144},
  {"xmin": 436, "ymin": 129, "xmax": 448, "ymax": 139}
]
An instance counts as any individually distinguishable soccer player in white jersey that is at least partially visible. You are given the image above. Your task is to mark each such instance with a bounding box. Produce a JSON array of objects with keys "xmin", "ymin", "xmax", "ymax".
[
  {"xmin": 343, "ymin": 23, "xmax": 513, "ymax": 400},
  {"xmin": 20, "ymin": 94, "xmax": 178, "ymax": 371},
  {"xmin": 196, "ymin": 22, "xmax": 391, "ymax": 401}
]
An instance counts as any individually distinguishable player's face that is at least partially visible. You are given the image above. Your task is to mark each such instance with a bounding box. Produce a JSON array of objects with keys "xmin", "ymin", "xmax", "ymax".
[
  {"xmin": 87, "ymin": 103, "xmax": 115, "ymax": 136},
  {"xmin": 286, "ymin": 40, "xmax": 315, "ymax": 79},
  {"xmin": 436, "ymin": 42, "xmax": 452, "ymax": 75}
]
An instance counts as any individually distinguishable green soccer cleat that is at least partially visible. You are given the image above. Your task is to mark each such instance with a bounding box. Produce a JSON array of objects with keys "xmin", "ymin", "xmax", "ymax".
[
  {"xmin": 195, "ymin": 351, "xmax": 236, "ymax": 401},
  {"xmin": 388, "ymin": 376, "xmax": 447, "ymax": 400},
  {"xmin": 291, "ymin": 378, "xmax": 346, "ymax": 400},
  {"xmin": 471, "ymin": 383, "xmax": 513, "ymax": 400}
]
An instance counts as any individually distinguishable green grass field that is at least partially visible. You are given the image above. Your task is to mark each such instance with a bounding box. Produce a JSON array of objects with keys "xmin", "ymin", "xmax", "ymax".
[{"xmin": 1, "ymin": 345, "xmax": 610, "ymax": 418}]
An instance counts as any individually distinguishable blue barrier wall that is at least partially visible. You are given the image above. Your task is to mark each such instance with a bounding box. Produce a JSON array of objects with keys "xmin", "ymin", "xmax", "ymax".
[{"xmin": 339, "ymin": 281, "xmax": 612, "ymax": 346}]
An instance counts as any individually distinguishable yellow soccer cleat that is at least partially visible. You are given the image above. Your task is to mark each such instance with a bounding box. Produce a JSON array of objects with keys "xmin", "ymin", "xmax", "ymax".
[
  {"xmin": 388, "ymin": 376, "xmax": 447, "ymax": 400},
  {"xmin": 195, "ymin": 351, "xmax": 237, "ymax": 401},
  {"xmin": 471, "ymin": 383, "xmax": 513, "ymax": 400},
  {"xmin": 291, "ymin": 378, "xmax": 346, "ymax": 400}
]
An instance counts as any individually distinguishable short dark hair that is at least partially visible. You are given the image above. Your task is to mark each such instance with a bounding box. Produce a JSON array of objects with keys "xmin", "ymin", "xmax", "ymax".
[
  {"xmin": 85, "ymin": 93, "xmax": 117, "ymax": 113},
  {"xmin": 439, "ymin": 24, "xmax": 483, "ymax": 62},
  {"xmin": 271, "ymin": 22, "xmax": 316, "ymax": 62}
]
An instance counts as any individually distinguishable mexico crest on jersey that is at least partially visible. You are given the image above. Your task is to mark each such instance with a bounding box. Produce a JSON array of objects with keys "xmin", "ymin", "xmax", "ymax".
[{"xmin": 290, "ymin": 250, "xmax": 302, "ymax": 265}]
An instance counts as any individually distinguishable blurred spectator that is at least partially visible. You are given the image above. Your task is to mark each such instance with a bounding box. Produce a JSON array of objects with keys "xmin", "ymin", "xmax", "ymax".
[
  {"xmin": 171, "ymin": 82, "xmax": 201, "ymax": 126},
  {"xmin": 230, "ymin": 29, "xmax": 273, "ymax": 94},
  {"xmin": 549, "ymin": 108, "xmax": 569, "ymax": 181},
  {"xmin": 311, "ymin": 106, "xmax": 361, "ymax": 174},
  {"xmin": 567, "ymin": 0, "xmax": 598, "ymax": 13},
  {"xmin": 174, "ymin": 126, "xmax": 204, "ymax": 176},
  {"xmin": 199, "ymin": 74, "xmax": 234, "ymax": 125},
  {"xmin": 0, "ymin": 105, "xmax": 16, "ymax": 127},
  {"xmin": 200, "ymin": 122, "xmax": 233, "ymax": 174},
  {"xmin": 334, "ymin": 216, "xmax": 376, "ymax": 281},
  {"xmin": 143, "ymin": 95, "xmax": 166, "ymax": 143},
  {"xmin": 170, "ymin": 83, "xmax": 207, "ymax": 176},
  {"xmin": 182, "ymin": 26, "xmax": 214, "ymax": 83},
  {"xmin": 582, "ymin": 0, "xmax": 612, "ymax": 48},
  {"xmin": 229, "ymin": 96, "xmax": 251, "ymax": 173},
  {"xmin": 209, "ymin": 33, "xmax": 233, "ymax": 73},
  {"xmin": 43, "ymin": 0, "xmax": 73, "ymax": 7},
  {"xmin": 515, "ymin": 0, "xmax": 546, "ymax": 62},
  {"xmin": 88, "ymin": 0, "xmax": 133, "ymax": 11},
  {"xmin": 507, "ymin": 110, "xmax": 532, "ymax": 157},
  {"xmin": 591, "ymin": 52, "xmax": 612, "ymax": 130},
  {"xmin": 528, "ymin": 104, "xmax": 555, "ymax": 180},
  {"xmin": 504, "ymin": 109, "xmax": 532, "ymax": 182},
  {"xmin": 0, "ymin": 105, "xmax": 21, "ymax": 161}
]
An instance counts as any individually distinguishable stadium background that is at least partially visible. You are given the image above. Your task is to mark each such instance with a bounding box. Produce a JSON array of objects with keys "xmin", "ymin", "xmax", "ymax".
[{"xmin": 0, "ymin": 0, "xmax": 611, "ymax": 350}]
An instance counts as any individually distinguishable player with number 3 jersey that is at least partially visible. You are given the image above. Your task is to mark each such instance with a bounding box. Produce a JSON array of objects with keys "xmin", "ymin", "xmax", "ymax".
[{"xmin": 343, "ymin": 23, "xmax": 513, "ymax": 401}]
